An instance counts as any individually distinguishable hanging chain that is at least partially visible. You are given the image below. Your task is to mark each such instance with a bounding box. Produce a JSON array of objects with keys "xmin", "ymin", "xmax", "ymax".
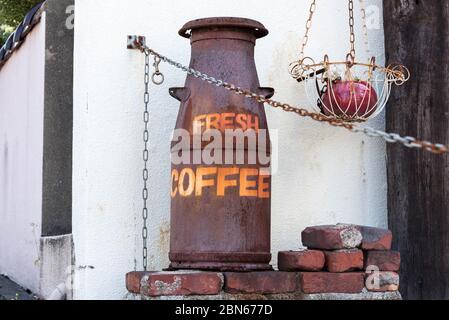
[
  {"xmin": 298, "ymin": 0, "xmax": 317, "ymax": 61},
  {"xmin": 359, "ymin": 0, "xmax": 371, "ymax": 58},
  {"xmin": 140, "ymin": 45, "xmax": 165, "ymax": 271},
  {"xmin": 134, "ymin": 42, "xmax": 449, "ymax": 159},
  {"xmin": 141, "ymin": 51, "xmax": 150, "ymax": 271},
  {"xmin": 348, "ymin": 0, "xmax": 356, "ymax": 61}
]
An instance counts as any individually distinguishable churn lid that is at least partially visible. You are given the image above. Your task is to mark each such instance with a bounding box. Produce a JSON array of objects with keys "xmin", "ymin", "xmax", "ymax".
[{"xmin": 179, "ymin": 17, "xmax": 269, "ymax": 39}]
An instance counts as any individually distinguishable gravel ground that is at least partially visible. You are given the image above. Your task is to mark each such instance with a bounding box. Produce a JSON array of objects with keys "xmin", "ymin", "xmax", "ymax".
[{"xmin": 0, "ymin": 275, "xmax": 38, "ymax": 300}]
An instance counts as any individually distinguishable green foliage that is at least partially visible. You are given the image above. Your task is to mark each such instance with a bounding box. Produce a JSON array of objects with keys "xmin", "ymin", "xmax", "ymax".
[{"xmin": 0, "ymin": 0, "xmax": 42, "ymax": 46}]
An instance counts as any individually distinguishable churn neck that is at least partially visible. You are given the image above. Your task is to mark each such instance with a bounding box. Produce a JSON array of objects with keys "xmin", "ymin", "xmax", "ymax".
[{"xmin": 178, "ymin": 17, "xmax": 269, "ymax": 44}]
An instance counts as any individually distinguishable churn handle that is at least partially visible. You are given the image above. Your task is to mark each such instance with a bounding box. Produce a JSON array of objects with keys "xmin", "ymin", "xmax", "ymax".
[
  {"xmin": 169, "ymin": 87, "xmax": 191, "ymax": 102},
  {"xmin": 258, "ymin": 87, "xmax": 275, "ymax": 99}
]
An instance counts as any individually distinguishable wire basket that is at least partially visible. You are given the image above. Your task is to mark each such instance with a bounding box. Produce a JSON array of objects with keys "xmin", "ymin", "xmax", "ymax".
[{"xmin": 290, "ymin": 55, "xmax": 410, "ymax": 122}]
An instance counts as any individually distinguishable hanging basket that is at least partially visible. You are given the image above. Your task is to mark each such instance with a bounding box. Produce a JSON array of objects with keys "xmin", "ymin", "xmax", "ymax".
[
  {"xmin": 289, "ymin": 0, "xmax": 410, "ymax": 123},
  {"xmin": 290, "ymin": 55, "xmax": 410, "ymax": 122}
]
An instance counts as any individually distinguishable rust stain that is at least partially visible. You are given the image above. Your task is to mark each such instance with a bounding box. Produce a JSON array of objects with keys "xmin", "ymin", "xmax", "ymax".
[
  {"xmin": 169, "ymin": 17, "xmax": 273, "ymax": 271},
  {"xmin": 158, "ymin": 223, "xmax": 170, "ymax": 256}
]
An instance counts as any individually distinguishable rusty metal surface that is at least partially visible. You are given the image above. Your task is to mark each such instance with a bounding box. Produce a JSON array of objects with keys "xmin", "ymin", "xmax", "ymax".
[
  {"xmin": 127, "ymin": 35, "xmax": 146, "ymax": 49},
  {"xmin": 169, "ymin": 17, "xmax": 273, "ymax": 271},
  {"xmin": 178, "ymin": 17, "xmax": 269, "ymax": 39}
]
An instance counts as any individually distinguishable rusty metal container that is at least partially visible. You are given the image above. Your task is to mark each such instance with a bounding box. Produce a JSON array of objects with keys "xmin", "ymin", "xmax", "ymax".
[{"xmin": 169, "ymin": 17, "xmax": 274, "ymax": 271}]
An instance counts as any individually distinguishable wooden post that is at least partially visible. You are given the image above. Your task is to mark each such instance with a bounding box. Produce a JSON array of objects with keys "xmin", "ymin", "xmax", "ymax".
[{"xmin": 384, "ymin": 1, "xmax": 449, "ymax": 299}]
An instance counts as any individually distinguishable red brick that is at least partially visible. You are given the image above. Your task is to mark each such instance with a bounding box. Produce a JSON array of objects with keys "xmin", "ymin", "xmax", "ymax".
[
  {"xmin": 357, "ymin": 226, "xmax": 393, "ymax": 251},
  {"xmin": 126, "ymin": 271, "xmax": 148, "ymax": 294},
  {"xmin": 224, "ymin": 271, "xmax": 298, "ymax": 294},
  {"xmin": 301, "ymin": 225, "xmax": 362, "ymax": 250},
  {"xmin": 325, "ymin": 249, "xmax": 364, "ymax": 273},
  {"xmin": 278, "ymin": 250, "xmax": 325, "ymax": 272},
  {"xmin": 299, "ymin": 272, "xmax": 365, "ymax": 294},
  {"xmin": 364, "ymin": 251, "xmax": 401, "ymax": 271},
  {"xmin": 127, "ymin": 271, "xmax": 223, "ymax": 296},
  {"xmin": 365, "ymin": 272, "xmax": 400, "ymax": 292}
]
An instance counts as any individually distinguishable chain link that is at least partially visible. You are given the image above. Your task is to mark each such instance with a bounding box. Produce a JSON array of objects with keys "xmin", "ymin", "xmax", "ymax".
[
  {"xmin": 351, "ymin": 127, "xmax": 449, "ymax": 154},
  {"xmin": 348, "ymin": 0, "xmax": 356, "ymax": 61},
  {"xmin": 142, "ymin": 51, "xmax": 150, "ymax": 271},
  {"xmin": 298, "ymin": 0, "xmax": 317, "ymax": 61},
  {"xmin": 135, "ymin": 42, "xmax": 449, "ymax": 158}
]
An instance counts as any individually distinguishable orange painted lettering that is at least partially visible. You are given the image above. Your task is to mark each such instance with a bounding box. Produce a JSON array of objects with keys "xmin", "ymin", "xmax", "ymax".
[
  {"xmin": 217, "ymin": 167, "xmax": 239, "ymax": 196},
  {"xmin": 171, "ymin": 169, "xmax": 179, "ymax": 198},
  {"xmin": 221, "ymin": 113, "xmax": 236, "ymax": 131},
  {"xmin": 240, "ymin": 168, "xmax": 259, "ymax": 197},
  {"xmin": 235, "ymin": 114, "xmax": 248, "ymax": 131},
  {"xmin": 193, "ymin": 115, "xmax": 207, "ymax": 134},
  {"xmin": 206, "ymin": 114, "xmax": 221, "ymax": 130},
  {"xmin": 179, "ymin": 168, "xmax": 195, "ymax": 197},
  {"xmin": 247, "ymin": 115, "xmax": 260, "ymax": 133},
  {"xmin": 258, "ymin": 171, "xmax": 270, "ymax": 198},
  {"xmin": 195, "ymin": 167, "xmax": 218, "ymax": 196}
]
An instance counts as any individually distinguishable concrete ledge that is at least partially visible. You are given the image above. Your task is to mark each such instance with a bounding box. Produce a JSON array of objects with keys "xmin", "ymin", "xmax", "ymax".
[
  {"xmin": 301, "ymin": 289, "xmax": 402, "ymax": 300},
  {"xmin": 39, "ymin": 234, "xmax": 73, "ymax": 299},
  {"xmin": 128, "ymin": 289, "xmax": 401, "ymax": 301}
]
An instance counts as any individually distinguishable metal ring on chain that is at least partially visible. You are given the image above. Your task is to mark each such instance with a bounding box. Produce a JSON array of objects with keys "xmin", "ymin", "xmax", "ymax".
[{"xmin": 152, "ymin": 72, "xmax": 164, "ymax": 85}]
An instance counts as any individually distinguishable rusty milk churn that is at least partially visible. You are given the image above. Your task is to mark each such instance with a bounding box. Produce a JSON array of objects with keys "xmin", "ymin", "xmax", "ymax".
[{"xmin": 169, "ymin": 17, "xmax": 274, "ymax": 271}]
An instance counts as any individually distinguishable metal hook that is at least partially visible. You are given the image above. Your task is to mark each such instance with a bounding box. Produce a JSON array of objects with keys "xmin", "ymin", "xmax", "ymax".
[
  {"xmin": 153, "ymin": 56, "xmax": 161, "ymax": 72},
  {"xmin": 152, "ymin": 56, "xmax": 164, "ymax": 85},
  {"xmin": 345, "ymin": 53, "xmax": 355, "ymax": 68}
]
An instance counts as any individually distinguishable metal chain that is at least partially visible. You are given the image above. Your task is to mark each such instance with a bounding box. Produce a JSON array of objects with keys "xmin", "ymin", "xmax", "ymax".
[
  {"xmin": 348, "ymin": 0, "xmax": 356, "ymax": 60},
  {"xmin": 298, "ymin": 0, "xmax": 317, "ymax": 61},
  {"xmin": 351, "ymin": 127, "xmax": 449, "ymax": 154},
  {"xmin": 141, "ymin": 51, "xmax": 150, "ymax": 271},
  {"xmin": 135, "ymin": 42, "xmax": 449, "ymax": 155}
]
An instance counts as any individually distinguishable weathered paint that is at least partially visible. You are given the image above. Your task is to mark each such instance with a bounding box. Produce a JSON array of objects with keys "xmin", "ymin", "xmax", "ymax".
[
  {"xmin": 0, "ymin": 14, "xmax": 46, "ymax": 295},
  {"xmin": 169, "ymin": 18, "xmax": 272, "ymax": 271},
  {"xmin": 384, "ymin": 0, "xmax": 449, "ymax": 300}
]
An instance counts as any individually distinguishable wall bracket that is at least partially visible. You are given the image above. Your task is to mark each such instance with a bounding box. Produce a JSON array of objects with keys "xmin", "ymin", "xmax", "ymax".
[{"xmin": 127, "ymin": 35, "xmax": 146, "ymax": 50}]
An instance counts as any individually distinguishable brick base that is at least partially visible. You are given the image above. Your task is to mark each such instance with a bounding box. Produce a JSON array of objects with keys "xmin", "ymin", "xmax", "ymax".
[
  {"xmin": 364, "ymin": 251, "xmax": 401, "ymax": 272},
  {"xmin": 299, "ymin": 272, "xmax": 365, "ymax": 294},
  {"xmin": 324, "ymin": 250, "xmax": 364, "ymax": 273},
  {"xmin": 278, "ymin": 250, "xmax": 325, "ymax": 272},
  {"xmin": 126, "ymin": 225, "xmax": 401, "ymax": 300},
  {"xmin": 224, "ymin": 271, "xmax": 297, "ymax": 294},
  {"xmin": 126, "ymin": 270, "xmax": 401, "ymax": 300},
  {"xmin": 126, "ymin": 271, "xmax": 223, "ymax": 297}
]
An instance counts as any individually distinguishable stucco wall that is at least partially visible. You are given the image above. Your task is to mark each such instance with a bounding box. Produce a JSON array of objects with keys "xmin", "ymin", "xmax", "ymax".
[
  {"xmin": 73, "ymin": 0, "xmax": 387, "ymax": 299},
  {"xmin": 0, "ymin": 15, "xmax": 46, "ymax": 294}
]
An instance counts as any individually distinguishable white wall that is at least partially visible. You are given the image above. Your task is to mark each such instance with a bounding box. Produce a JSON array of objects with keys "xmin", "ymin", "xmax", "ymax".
[
  {"xmin": 73, "ymin": 0, "xmax": 387, "ymax": 300},
  {"xmin": 0, "ymin": 15, "xmax": 46, "ymax": 294}
]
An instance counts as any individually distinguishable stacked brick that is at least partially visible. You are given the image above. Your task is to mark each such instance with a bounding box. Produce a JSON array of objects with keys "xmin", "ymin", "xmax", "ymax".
[
  {"xmin": 278, "ymin": 224, "xmax": 401, "ymax": 294},
  {"xmin": 126, "ymin": 224, "xmax": 401, "ymax": 299}
]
